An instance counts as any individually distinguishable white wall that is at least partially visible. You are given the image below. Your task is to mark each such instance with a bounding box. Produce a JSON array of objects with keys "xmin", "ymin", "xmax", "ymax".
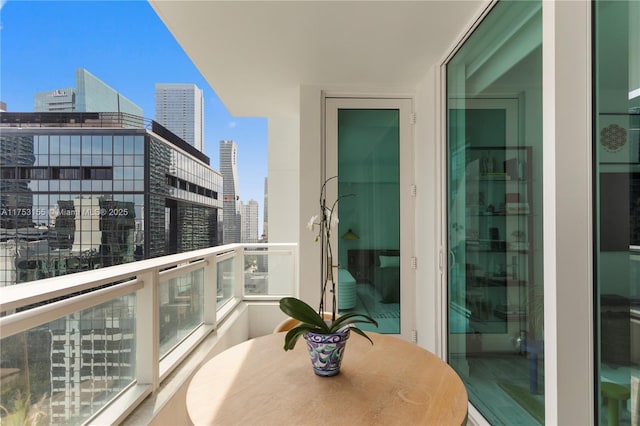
[
  {"xmin": 267, "ymin": 117, "xmax": 301, "ymax": 297},
  {"xmin": 542, "ymin": 1, "xmax": 593, "ymax": 424},
  {"xmin": 268, "ymin": 117, "xmax": 300, "ymax": 246},
  {"xmin": 296, "ymin": 87, "xmax": 323, "ymax": 305}
]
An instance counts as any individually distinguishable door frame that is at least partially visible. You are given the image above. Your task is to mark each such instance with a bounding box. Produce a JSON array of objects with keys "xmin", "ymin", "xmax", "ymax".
[{"xmin": 324, "ymin": 95, "xmax": 416, "ymax": 341}]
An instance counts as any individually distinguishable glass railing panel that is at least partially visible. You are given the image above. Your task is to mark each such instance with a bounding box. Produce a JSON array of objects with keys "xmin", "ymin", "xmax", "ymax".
[
  {"xmin": 243, "ymin": 248, "xmax": 294, "ymax": 296},
  {"xmin": 159, "ymin": 268, "xmax": 204, "ymax": 358},
  {"xmin": 217, "ymin": 257, "xmax": 235, "ymax": 308},
  {"xmin": 0, "ymin": 294, "xmax": 136, "ymax": 426}
]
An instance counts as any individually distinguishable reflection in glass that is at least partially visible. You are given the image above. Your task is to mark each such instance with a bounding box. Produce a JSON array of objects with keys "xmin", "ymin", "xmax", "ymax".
[
  {"xmin": 159, "ymin": 269, "xmax": 204, "ymax": 357},
  {"xmin": 595, "ymin": 1, "xmax": 639, "ymax": 424},
  {"xmin": 243, "ymin": 248, "xmax": 293, "ymax": 296},
  {"xmin": 70, "ymin": 135, "xmax": 81, "ymax": 154},
  {"xmin": 447, "ymin": 1, "xmax": 544, "ymax": 424},
  {"xmin": 217, "ymin": 257, "xmax": 235, "ymax": 308},
  {"xmin": 337, "ymin": 109, "xmax": 401, "ymax": 334},
  {"xmin": 0, "ymin": 295, "xmax": 136, "ymax": 425}
]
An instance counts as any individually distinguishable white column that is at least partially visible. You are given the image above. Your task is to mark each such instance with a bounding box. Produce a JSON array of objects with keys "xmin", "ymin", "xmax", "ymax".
[
  {"xmin": 268, "ymin": 116, "xmax": 301, "ymax": 296},
  {"xmin": 542, "ymin": 1, "xmax": 594, "ymax": 424}
]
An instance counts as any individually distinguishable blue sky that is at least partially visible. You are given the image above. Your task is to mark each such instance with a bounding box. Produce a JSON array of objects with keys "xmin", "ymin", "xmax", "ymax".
[{"xmin": 0, "ymin": 0, "xmax": 267, "ymax": 232}]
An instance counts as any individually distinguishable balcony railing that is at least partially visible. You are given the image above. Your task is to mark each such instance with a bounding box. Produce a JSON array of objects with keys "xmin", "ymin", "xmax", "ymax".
[{"xmin": 0, "ymin": 243, "xmax": 297, "ymax": 425}]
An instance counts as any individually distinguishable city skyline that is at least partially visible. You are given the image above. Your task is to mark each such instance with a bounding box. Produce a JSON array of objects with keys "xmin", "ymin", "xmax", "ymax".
[{"xmin": 0, "ymin": 0, "xmax": 266, "ymax": 233}]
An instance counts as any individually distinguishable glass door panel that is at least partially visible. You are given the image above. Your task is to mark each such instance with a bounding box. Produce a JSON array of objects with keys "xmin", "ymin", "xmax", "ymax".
[
  {"xmin": 446, "ymin": 1, "xmax": 544, "ymax": 424},
  {"xmin": 594, "ymin": 1, "xmax": 640, "ymax": 424},
  {"xmin": 325, "ymin": 98, "xmax": 413, "ymax": 338}
]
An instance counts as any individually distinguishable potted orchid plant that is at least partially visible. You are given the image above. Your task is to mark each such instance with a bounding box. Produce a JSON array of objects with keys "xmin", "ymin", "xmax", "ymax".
[{"xmin": 279, "ymin": 176, "xmax": 377, "ymax": 376}]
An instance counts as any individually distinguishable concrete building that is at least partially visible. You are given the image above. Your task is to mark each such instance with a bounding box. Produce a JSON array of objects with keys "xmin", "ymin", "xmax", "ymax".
[
  {"xmin": 241, "ymin": 199, "xmax": 259, "ymax": 243},
  {"xmin": 262, "ymin": 176, "xmax": 268, "ymax": 240},
  {"xmin": 155, "ymin": 83, "xmax": 204, "ymax": 152}
]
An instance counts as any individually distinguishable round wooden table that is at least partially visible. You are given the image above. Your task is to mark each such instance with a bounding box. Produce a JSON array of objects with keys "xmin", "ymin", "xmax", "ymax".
[{"xmin": 186, "ymin": 332, "xmax": 468, "ymax": 425}]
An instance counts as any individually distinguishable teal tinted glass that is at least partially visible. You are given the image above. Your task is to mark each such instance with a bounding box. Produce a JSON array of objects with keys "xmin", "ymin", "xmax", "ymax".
[
  {"xmin": 446, "ymin": 1, "xmax": 544, "ymax": 423},
  {"xmin": 337, "ymin": 109, "xmax": 400, "ymax": 334},
  {"xmin": 594, "ymin": 1, "xmax": 640, "ymax": 425}
]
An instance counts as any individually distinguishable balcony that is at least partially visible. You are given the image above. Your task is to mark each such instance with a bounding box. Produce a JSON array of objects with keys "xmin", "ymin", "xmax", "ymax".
[{"xmin": 0, "ymin": 243, "xmax": 297, "ymax": 425}]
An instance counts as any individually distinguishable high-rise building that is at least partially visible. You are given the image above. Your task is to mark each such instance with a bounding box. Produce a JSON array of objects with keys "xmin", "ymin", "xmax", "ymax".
[
  {"xmin": 34, "ymin": 69, "xmax": 143, "ymax": 118},
  {"xmin": 262, "ymin": 177, "xmax": 268, "ymax": 241},
  {"xmin": 219, "ymin": 140, "xmax": 241, "ymax": 244},
  {"xmin": 155, "ymin": 83, "xmax": 204, "ymax": 152},
  {"xmin": 241, "ymin": 199, "xmax": 259, "ymax": 243}
]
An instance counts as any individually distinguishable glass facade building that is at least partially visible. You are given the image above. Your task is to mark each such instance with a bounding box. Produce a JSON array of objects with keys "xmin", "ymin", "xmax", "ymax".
[
  {"xmin": 34, "ymin": 69, "xmax": 143, "ymax": 118},
  {"xmin": 155, "ymin": 83, "xmax": 204, "ymax": 152},
  {"xmin": 0, "ymin": 112, "xmax": 222, "ymax": 287},
  {"xmin": 219, "ymin": 140, "xmax": 241, "ymax": 244}
]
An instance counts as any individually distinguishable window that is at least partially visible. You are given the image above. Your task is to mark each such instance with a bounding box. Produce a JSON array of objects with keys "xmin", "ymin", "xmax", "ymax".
[
  {"xmin": 58, "ymin": 167, "xmax": 80, "ymax": 180},
  {"xmin": 1, "ymin": 167, "xmax": 16, "ymax": 179}
]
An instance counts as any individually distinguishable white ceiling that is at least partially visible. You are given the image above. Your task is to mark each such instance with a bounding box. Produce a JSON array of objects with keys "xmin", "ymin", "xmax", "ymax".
[{"xmin": 149, "ymin": 1, "xmax": 488, "ymax": 118}]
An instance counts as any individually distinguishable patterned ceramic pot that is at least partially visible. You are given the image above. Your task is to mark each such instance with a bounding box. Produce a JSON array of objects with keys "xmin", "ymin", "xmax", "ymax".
[{"xmin": 304, "ymin": 329, "xmax": 350, "ymax": 377}]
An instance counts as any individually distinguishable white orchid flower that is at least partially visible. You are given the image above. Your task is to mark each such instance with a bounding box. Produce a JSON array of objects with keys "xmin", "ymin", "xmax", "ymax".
[
  {"xmin": 326, "ymin": 208, "xmax": 339, "ymax": 229},
  {"xmin": 306, "ymin": 215, "xmax": 319, "ymax": 231}
]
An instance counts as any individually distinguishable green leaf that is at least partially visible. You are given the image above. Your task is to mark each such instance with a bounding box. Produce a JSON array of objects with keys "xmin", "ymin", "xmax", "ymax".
[
  {"xmin": 349, "ymin": 326, "xmax": 375, "ymax": 345},
  {"xmin": 279, "ymin": 297, "xmax": 329, "ymax": 331},
  {"xmin": 279, "ymin": 298, "xmax": 379, "ymax": 350},
  {"xmin": 283, "ymin": 323, "xmax": 317, "ymax": 351},
  {"xmin": 329, "ymin": 312, "xmax": 378, "ymax": 332}
]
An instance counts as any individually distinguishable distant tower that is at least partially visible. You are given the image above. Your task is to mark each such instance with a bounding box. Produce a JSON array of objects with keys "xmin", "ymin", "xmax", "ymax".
[
  {"xmin": 262, "ymin": 177, "xmax": 268, "ymax": 240},
  {"xmin": 155, "ymin": 83, "xmax": 204, "ymax": 151},
  {"xmin": 0, "ymin": 101, "xmax": 7, "ymax": 112},
  {"xmin": 241, "ymin": 200, "xmax": 259, "ymax": 243},
  {"xmin": 34, "ymin": 68, "xmax": 142, "ymax": 117},
  {"xmin": 220, "ymin": 140, "xmax": 241, "ymax": 243}
]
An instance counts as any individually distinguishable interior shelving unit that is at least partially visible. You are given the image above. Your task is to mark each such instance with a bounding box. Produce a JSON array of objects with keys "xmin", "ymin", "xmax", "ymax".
[{"xmin": 464, "ymin": 146, "xmax": 533, "ymax": 347}]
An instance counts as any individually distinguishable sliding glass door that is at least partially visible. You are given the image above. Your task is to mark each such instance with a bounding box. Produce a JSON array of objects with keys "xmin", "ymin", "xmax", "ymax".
[{"xmin": 446, "ymin": 1, "xmax": 544, "ymax": 423}]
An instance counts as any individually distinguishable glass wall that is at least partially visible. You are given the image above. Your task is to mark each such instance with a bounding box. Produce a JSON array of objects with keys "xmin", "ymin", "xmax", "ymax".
[
  {"xmin": 148, "ymin": 137, "xmax": 219, "ymax": 258},
  {"xmin": 594, "ymin": 1, "xmax": 640, "ymax": 424},
  {"xmin": 0, "ymin": 131, "xmax": 145, "ymax": 286},
  {"xmin": 446, "ymin": 1, "xmax": 544, "ymax": 423}
]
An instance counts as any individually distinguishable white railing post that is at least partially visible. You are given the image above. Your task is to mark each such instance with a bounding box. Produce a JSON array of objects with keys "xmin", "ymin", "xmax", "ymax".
[
  {"xmin": 135, "ymin": 270, "xmax": 159, "ymax": 390},
  {"xmin": 203, "ymin": 253, "xmax": 217, "ymax": 326}
]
